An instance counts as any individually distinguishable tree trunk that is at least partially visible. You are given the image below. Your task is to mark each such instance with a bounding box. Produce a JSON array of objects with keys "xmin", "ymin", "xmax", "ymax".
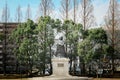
[{"xmin": 49, "ymin": 45, "xmax": 52, "ymax": 75}]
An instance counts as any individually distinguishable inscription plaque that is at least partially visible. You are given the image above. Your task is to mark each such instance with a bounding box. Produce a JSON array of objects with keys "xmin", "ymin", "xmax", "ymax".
[{"xmin": 58, "ymin": 63, "xmax": 64, "ymax": 67}]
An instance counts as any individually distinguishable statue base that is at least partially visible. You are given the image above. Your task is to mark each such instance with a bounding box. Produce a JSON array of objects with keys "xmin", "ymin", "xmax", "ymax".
[
  {"xmin": 51, "ymin": 58, "xmax": 70, "ymax": 77},
  {"xmin": 30, "ymin": 58, "xmax": 93, "ymax": 80}
]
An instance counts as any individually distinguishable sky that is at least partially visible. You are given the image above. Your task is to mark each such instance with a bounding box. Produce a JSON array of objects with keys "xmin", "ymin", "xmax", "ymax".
[{"xmin": 0, "ymin": 0, "xmax": 119, "ymax": 26}]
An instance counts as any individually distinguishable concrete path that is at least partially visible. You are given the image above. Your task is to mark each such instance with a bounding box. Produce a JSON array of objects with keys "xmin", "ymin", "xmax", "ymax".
[
  {"xmin": 93, "ymin": 78, "xmax": 120, "ymax": 80},
  {"xmin": 0, "ymin": 77, "xmax": 92, "ymax": 80},
  {"xmin": 0, "ymin": 78, "xmax": 120, "ymax": 80}
]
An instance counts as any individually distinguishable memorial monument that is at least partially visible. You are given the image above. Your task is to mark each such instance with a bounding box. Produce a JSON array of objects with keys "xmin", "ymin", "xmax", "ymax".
[
  {"xmin": 50, "ymin": 32, "xmax": 92, "ymax": 79},
  {"xmin": 51, "ymin": 34, "xmax": 70, "ymax": 77},
  {"xmin": 38, "ymin": 32, "xmax": 93, "ymax": 80}
]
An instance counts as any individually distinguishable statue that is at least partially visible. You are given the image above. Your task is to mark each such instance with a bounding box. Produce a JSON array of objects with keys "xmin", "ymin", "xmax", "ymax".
[{"xmin": 54, "ymin": 32, "xmax": 66, "ymax": 58}]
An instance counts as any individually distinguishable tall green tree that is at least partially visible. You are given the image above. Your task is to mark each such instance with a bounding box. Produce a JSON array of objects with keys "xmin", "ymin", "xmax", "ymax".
[
  {"xmin": 10, "ymin": 19, "xmax": 37, "ymax": 75},
  {"xmin": 36, "ymin": 16, "xmax": 54, "ymax": 75},
  {"xmin": 62, "ymin": 20, "xmax": 70, "ymax": 57},
  {"xmin": 78, "ymin": 28, "xmax": 108, "ymax": 63},
  {"xmin": 80, "ymin": 0, "xmax": 96, "ymax": 75},
  {"xmin": 78, "ymin": 28, "xmax": 108, "ymax": 75},
  {"xmin": 66, "ymin": 20, "xmax": 83, "ymax": 74}
]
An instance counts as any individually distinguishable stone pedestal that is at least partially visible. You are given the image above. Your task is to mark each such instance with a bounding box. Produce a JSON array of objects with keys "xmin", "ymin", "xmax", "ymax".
[
  {"xmin": 47, "ymin": 57, "xmax": 93, "ymax": 80},
  {"xmin": 52, "ymin": 58, "xmax": 70, "ymax": 77}
]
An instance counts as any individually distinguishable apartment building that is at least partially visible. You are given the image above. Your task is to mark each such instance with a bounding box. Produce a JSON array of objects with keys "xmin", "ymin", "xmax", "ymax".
[{"xmin": 0, "ymin": 23, "xmax": 18, "ymax": 73}]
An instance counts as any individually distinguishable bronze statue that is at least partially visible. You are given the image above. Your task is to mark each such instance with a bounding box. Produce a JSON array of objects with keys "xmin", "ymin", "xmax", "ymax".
[
  {"xmin": 56, "ymin": 44, "xmax": 66, "ymax": 57},
  {"xmin": 54, "ymin": 35, "xmax": 66, "ymax": 58}
]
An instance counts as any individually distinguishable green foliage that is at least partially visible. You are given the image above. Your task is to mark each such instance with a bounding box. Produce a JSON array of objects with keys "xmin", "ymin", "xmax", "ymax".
[
  {"xmin": 9, "ymin": 19, "xmax": 38, "ymax": 72},
  {"xmin": 9, "ymin": 16, "xmax": 111, "ymax": 75},
  {"xmin": 36, "ymin": 16, "xmax": 54, "ymax": 73},
  {"xmin": 66, "ymin": 20, "xmax": 83, "ymax": 56},
  {"xmin": 78, "ymin": 28, "xmax": 109, "ymax": 63},
  {"xmin": 87, "ymin": 28, "xmax": 107, "ymax": 44},
  {"xmin": 78, "ymin": 39, "xmax": 94, "ymax": 63},
  {"xmin": 36, "ymin": 16, "xmax": 54, "ymax": 48},
  {"xmin": 54, "ymin": 19, "xmax": 62, "ymax": 31}
]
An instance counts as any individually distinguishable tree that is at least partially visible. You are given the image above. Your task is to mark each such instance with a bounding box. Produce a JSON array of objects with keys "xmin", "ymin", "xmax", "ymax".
[
  {"xmin": 66, "ymin": 20, "xmax": 83, "ymax": 75},
  {"xmin": 73, "ymin": 0, "xmax": 79, "ymax": 23},
  {"xmin": 15, "ymin": 4, "xmax": 22, "ymax": 72},
  {"xmin": 60, "ymin": 0, "xmax": 71, "ymax": 20},
  {"xmin": 1, "ymin": 2, "xmax": 10, "ymax": 75},
  {"xmin": 39, "ymin": 0, "xmax": 53, "ymax": 16},
  {"xmin": 62, "ymin": 20, "xmax": 70, "ymax": 58},
  {"xmin": 15, "ymin": 5, "xmax": 22, "ymax": 23},
  {"xmin": 104, "ymin": 0, "xmax": 120, "ymax": 73},
  {"xmin": 36, "ymin": 16, "xmax": 54, "ymax": 75},
  {"xmin": 26, "ymin": 4, "xmax": 32, "ymax": 20},
  {"xmin": 60, "ymin": 0, "xmax": 71, "ymax": 55},
  {"xmin": 80, "ymin": 0, "xmax": 95, "ymax": 75},
  {"xmin": 10, "ymin": 19, "xmax": 38, "ymax": 75},
  {"xmin": 1, "ymin": 2, "xmax": 10, "ymax": 22},
  {"xmin": 78, "ymin": 28, "xmax": 108, "ymax": 75},
  {"xmin": 80, "ymin": 0, "xmax": 95, "ymax": 30}
]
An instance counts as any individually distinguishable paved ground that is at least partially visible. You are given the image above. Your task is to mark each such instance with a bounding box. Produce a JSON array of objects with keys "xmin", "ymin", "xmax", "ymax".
[
  {"xmin": 93, "ymin": 78, "xmax": 120, "ymax": 80},
  {"xmin": 0, "ymin": 78, "xmax": 120, "ymax": 80}
]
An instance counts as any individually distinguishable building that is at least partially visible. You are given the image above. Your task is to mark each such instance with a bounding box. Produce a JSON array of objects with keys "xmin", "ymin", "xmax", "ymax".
[{"xmin": 0, "ymin": 23, "xmax": 18, "ymax": 74}]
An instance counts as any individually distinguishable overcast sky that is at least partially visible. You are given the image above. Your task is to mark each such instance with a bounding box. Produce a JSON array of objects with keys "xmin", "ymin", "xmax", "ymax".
[{"xmin": 0, "ymin": 0, "xmax": 119, "ymax": 26}]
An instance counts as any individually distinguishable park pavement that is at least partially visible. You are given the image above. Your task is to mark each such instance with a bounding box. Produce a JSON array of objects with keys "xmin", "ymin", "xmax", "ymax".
[
  {"xmin": 0, "ymin": 78, "xmax": 120, "ymax": 80},
  {"xmin": 93, "ymin": 78, "xmax": 120, "ymax": 80}
]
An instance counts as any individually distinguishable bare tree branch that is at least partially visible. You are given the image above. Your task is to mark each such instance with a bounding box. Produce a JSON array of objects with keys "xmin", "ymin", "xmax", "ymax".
[
  {"xmin": 15, "ymin": 5, "xmax": 22, "ymax": 23},
  {"xmin": 60, "ymin": 0, "xmax": 71, "ymax": 20},
  {"xmin": 105, "ymin": 0, "xmax": 120, "ymax": 49},
  {"xmin": 80, "ymin": 0, "xmax": 95, "ymax": 30},
  {"xmin": 26, "ymin": 4, "xmax": 32, "ymax": 20},
  {"xmin": 73, "ymin": 0, "xmax": 79, "ymax": 23},
  {"xmin": 1, "ymin": 2, "xmax": 10, "ymax": 22},
  {"xmin": 104, "ymin": 0, "xmax": 120, "ymax": 73},
  {"xmin": 40, "ymin": 0, "xmax": 54, "ymax": 16}
]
